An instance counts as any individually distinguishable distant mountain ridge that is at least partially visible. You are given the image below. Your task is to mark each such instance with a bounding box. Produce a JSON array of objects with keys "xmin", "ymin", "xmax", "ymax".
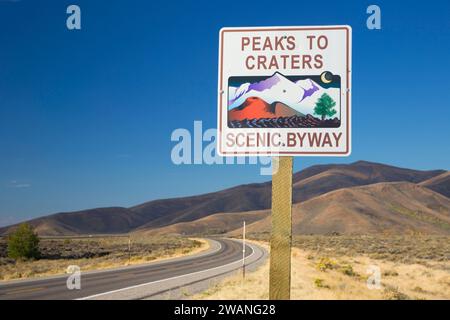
[
  {"xmin": 149, "ymin": 181, "xmax": 450, "ymax": 237},
  {"xmin": 419, "ymin": 172, "xmax": 450, "ymax": 198},
  {"xmin": 227, "ymin": 182, "xmax": 450, "ymax": 236},
  {"xmin": 0, "ymin": 161, "xmax": 447, "ymax": 236}
]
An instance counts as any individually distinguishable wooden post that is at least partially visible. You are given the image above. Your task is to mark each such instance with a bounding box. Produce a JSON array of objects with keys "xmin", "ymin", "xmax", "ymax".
[{"xmin": 269, "ymin": 156, "xmax": 293, "ymax": 300}]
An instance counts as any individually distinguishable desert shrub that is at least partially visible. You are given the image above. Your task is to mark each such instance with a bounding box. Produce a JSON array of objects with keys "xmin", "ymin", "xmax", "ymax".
[
  {"xmin": 383, "ymin": 270, "xmax": 399, "ymax": 277},
  {"xmin": 316, "ymin": 257, "xmax": 337, "ymax": 271},
  {"xmin": 340, "ymin": 264, "xmax": 358, "ymax": 277},
  {"xmin": 192, "ymin": 240, "xmax": 202, "ymax": 247},
  {"xmin": 383, "ymin": 286, "xmax": 410, "ymax": 300},
  {"xmin": 7, "ymin": 223, "xmax": 40, "ymax": 260},
  {"xmin": 413, "ymin": 286, "xmax": 426, "ymax": 293},
  {"xmin": 314, "ymin": 278, "xmax": 330, "ymax": 288}
]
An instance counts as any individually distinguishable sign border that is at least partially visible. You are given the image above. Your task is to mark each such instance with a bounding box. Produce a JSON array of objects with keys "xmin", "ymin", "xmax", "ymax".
[{"xmin": 217, "ymin": 25, "xmax": 352, "ymax": 156}]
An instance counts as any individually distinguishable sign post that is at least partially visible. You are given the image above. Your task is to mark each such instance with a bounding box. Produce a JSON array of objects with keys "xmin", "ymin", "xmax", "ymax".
[
  {"xmin": 269, "ymin": 156, "xmax": 293, "ymax": 299},
  {"xmin": 218, "ymin": 26, "xmax": 352, "ymax": 299}
]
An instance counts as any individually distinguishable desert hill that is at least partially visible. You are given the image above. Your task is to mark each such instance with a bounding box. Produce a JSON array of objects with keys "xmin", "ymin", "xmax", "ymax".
[
  {"xmin": 0, "ymin": 161, "xmax": 447, "ymax": 236},
  {"xmin": 9, "ymin": 207, "xmax": 145, "ymax": 236},
  {"xmin": 141, "ymin": 210, "xmax": 268, "ymax": 236},
  {"xmin": 419, "ymin": 172, "xmax": 450, "ymax": 198},
  {"xmin": 230, "ymin": 182, "xmax": 450, "ymax": 236},
  {"xmin": 131, "ymin": 161, "xmax": 444, "ymax": 230},
  {"xmin": 147, "ymin": 182, "xmax": 450, "ymax": 236},
  {"xmin": 291, "ymin": 160, "xmax": 445, "ymax": 202}
]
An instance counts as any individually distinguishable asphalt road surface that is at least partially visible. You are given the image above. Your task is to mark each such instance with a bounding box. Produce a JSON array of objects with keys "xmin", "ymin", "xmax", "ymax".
[{"xmin": 0, "ymin": 238, "xmax": 264, "ymax": 300}]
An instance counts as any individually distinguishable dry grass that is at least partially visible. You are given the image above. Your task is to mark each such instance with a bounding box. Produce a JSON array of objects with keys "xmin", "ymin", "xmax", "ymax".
[
  {"xmin": 193, "ymin": 236, "xmax": 450, "ymax": 300},
  {"xmin": 0, "ymin": 236, "xmax": 207, "ymax": 281},
  {"xmin": 250, "ymin": 233, "xmax": 449, "ymax": 264}
]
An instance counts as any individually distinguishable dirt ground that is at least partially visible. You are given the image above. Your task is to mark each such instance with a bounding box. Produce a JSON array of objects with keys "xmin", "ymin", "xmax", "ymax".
[
  {"xmin": 194, "ymin": 235, "xmax": 450, "ymax": 300},
  {"xmin": 0, "ymin": 236, "xmax": 207, "ymax": 281}
]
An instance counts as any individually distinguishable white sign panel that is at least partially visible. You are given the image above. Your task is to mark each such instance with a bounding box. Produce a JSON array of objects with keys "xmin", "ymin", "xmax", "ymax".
[{"xmin": 217, "ymin": 26, "xmax": 351, "ymax": 156}]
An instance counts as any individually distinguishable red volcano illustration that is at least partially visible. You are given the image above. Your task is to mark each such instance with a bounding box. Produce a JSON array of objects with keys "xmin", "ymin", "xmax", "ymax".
[{"xmin": 228, "ymin": 97, "xmax": 304, "ymax": 122}]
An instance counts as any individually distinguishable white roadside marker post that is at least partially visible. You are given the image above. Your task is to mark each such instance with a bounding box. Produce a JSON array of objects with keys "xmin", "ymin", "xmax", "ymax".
[
  {"xmin": 242, "ymin": 220, "xmax": 246, "ymax": 279},
  {"xmin": 128, "ymin": 235, "xmax": 131, "ymax": 263}
]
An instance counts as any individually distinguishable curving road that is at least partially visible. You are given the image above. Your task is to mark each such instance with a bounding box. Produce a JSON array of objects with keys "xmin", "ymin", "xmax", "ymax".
[{"xmin": 0, "ymin": 238, "xmax": 266, "ymax": 300}]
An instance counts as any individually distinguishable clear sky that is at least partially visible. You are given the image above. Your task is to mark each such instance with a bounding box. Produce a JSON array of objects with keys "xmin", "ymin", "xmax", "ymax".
[{"xmin": 0, "ymin": 0, "xmax": 449, "ymax": 226}]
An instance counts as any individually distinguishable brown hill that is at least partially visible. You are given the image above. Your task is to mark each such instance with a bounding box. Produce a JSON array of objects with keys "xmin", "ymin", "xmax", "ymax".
[
  {"xmin": 141, "ymin": 210, "xmax": 269, "ymax": 236},
  {"xmin": 0, "ymin": 161, "xmax": 446, "ymax": 236},
  {"xmin": 231, "ymin": 182, "xmax": 450, "ymax": 236},
  {"xmin": 292, "ymin": 161, "xmax": 446, "ymax": 202},
  {"xmin": 131, "ymin": 182, "xmax": 272, "ymax": 231},
  {"xmin": 0, "ymin": 207, "xmax": 145, "ymax": 236},
  {"xmin": 419, "ymin": 172, "xmax": 450, "ymax": 198},
  {"xmin": 131, "ymin": 161, "xmax": 445, "ymax": 231}
]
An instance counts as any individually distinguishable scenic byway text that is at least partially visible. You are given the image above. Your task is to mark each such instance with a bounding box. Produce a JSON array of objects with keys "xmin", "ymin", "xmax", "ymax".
[{"xmin": 225, "ymin": 131, "xmax": 343, "ymax": 149}]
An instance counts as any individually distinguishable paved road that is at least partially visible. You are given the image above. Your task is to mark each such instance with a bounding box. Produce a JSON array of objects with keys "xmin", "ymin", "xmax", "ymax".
[{"xmin": 0, "ymin": 238, "xmax": 264, "ymax": 300}]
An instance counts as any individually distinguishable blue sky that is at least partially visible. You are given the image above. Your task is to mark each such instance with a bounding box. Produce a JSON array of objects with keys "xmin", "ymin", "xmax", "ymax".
[{"xmin": 0, "ymin": 0, "xmax": 449, "ymax": 226}]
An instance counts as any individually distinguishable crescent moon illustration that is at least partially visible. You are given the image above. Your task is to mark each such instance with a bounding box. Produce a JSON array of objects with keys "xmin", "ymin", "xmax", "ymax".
[{"xmin": 320, "ymin": 71, "xmax": 333, "ymax": 84}]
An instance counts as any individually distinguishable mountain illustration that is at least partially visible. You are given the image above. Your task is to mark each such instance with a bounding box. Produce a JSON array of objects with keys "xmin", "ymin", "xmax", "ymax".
[
  {"xmin": 228, "ymin": 72, "xmax": 340, "ymax": 117},
  {"xmin": 228, "ymin": 97, "xmax": 303, "ymax": 122}
]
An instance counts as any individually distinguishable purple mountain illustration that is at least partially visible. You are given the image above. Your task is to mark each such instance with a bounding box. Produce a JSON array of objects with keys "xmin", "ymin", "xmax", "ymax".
[{"xmin": 228, "ymin": 72, "xmax": 339, "ymax": 118}]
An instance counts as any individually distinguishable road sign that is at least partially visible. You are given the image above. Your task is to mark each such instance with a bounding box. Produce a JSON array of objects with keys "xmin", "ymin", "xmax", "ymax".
[
  {"xmin": 218, "ymin": 26, "xmax": 352, "ymax": 156},
  {"xmin": 217, "ymin": 25, "xmax": 352, "ymax": 300}
]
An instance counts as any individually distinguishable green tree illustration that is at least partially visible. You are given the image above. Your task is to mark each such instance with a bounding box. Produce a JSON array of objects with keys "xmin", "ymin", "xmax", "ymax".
[{"xmin": 313, "ymin": 93, "xmax": 337, "ymax": 120}]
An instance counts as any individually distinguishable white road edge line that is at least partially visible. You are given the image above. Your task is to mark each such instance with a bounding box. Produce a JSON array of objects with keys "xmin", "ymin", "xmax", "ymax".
[
  {"xmin": 76, "ymin": 241, "xmax": 256, "ymax": 300},
  {"xmin": 0, "ymin": 239, "xmax": 222, "ymax": 287}
]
